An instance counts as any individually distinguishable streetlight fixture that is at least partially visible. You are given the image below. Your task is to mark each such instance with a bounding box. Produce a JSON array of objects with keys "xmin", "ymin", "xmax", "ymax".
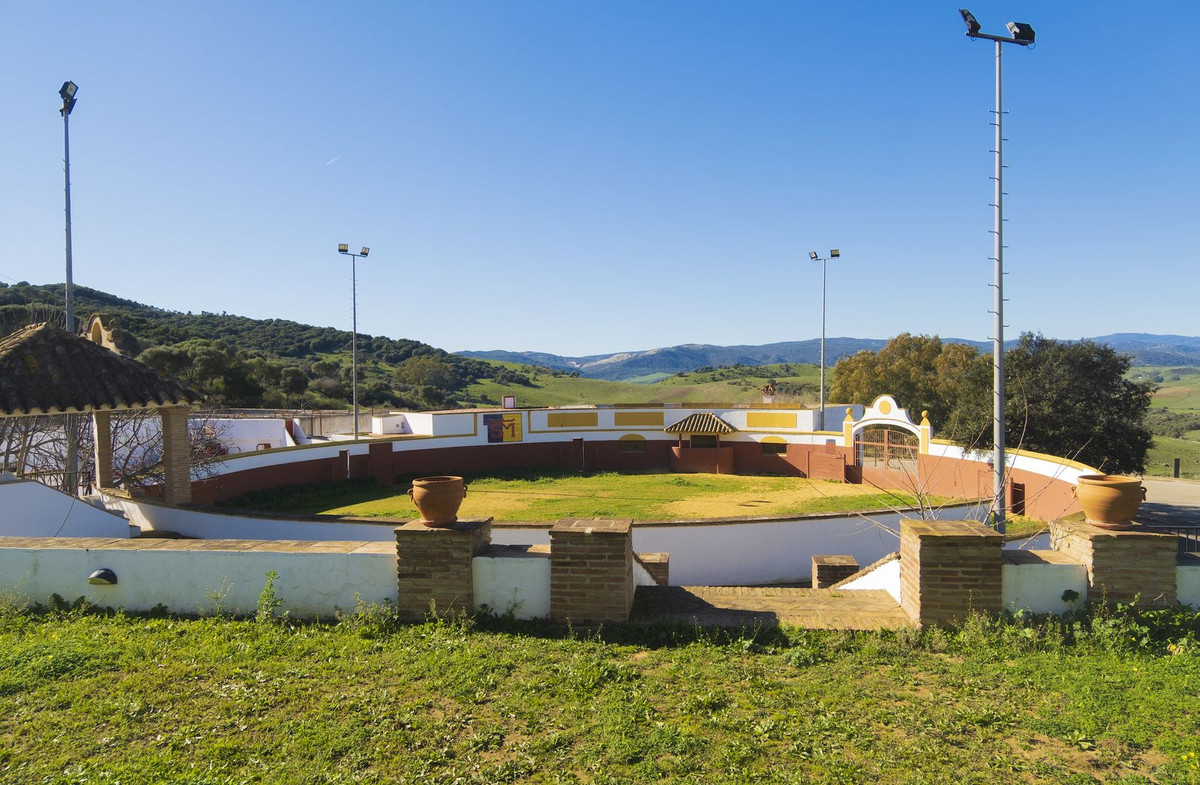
[
  {"xmin": 338, "ymin": 244, "xmax": 369, "ymax": 438},
  {"xmin": 809, "ymin": 249, "xmax": 839, "ymax": 432},
  {"xmin": 959, "ymin": 9, "xmax": 1036, "ymax": 534}
]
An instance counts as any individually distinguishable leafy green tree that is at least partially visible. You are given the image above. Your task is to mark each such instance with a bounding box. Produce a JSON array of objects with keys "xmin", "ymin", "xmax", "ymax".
[
  {"xmin": 947, "ymin": 334, "xmax": 1154, "ymax": 474},
  {"xmin": 830, "ymin": 333, "xmax": 987, "ymax": 430},
  {"xmin": 393, "ymin": 356, "xmax": 462, "ymax": 390}
]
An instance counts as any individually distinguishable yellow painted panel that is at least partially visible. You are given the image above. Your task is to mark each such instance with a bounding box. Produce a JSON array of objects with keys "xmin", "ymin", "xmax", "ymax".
[
  {"xmin": 761, "ymin": 435, "xmax": 786, "ymax": 444},
  {"xmin": 614, "ymin": 411, "xmax": 665, "ymax": 427},
  {"xmin": 619, "ymin": 433, "xmax": 646, "ymax": 442},
  {"xmin": 547, "ymin": 411, "xmax": 599, "ymax": 428},
  {"xmin": 746, "ymin": 412, "xmax": 797, "ymax": 428}
]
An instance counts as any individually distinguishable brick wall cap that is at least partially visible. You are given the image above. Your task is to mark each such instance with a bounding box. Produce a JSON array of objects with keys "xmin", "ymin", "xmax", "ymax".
[
  {"xmin": 395, "ymin": 517, "xmax": 493, "ymax": 535},
  {"xmin": 902, "ymin": 519, "xmax": 1001, "ymax": 538},
  {"xmin": 812, "ymin": 554, "xmax": 858, "ymax": 567},
  {"xmin": 1051, "ymin": 519, "xmax": 1176, "ymax": 541},
  {"xmin": 551, "ymin": 518, "xmax": 632, "ymax": 535},
  {"xmin": 1002, "ymin": 549, "xmax": 1082, "ymax": 566}
]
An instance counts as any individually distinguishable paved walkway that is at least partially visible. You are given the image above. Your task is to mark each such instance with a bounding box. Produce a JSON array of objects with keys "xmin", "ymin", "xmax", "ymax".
[
  {"xmin": 1138, "ymin": 477, "xmax": 1200, "ymax": 527},
  {"xmin": 631, "ymin": 585, "xmax": 913, "ymax": 630}
]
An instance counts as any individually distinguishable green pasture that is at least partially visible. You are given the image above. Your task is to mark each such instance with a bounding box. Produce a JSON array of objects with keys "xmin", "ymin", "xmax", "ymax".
[
  {"xmin": 223, "ymin": 470, "xmax": 939, "ymax": 522},
  {"xmin": 466, "ymin": 363, "xmax": 823, "ymax": 408},
  {"xmin": 2, "ymin": 604, "xmax": 1198, "ymax": 783},
  {"xmin": 1147, "ymin": 436, "xmax": 1200, "ymax": 479},
  {"xmin": 1132, "ymin": 366, "xmax": 1200, "ymax": 413}
]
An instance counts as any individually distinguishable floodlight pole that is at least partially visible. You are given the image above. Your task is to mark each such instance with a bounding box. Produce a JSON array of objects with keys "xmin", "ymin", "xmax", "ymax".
[
  {"xmin": 961, "ymin": 13, "xmax": 1035, "ymax": 534},
  {"xmin": 338, "ymin": 245, "xmax": 369, "ymax": 439},
  {"xmin": 810, "ymin": 250, "xmax": 838, "ymax": 431},
  {"xmin": 60, "ymin": 82, "xmax": 79, "ymax": 495}
]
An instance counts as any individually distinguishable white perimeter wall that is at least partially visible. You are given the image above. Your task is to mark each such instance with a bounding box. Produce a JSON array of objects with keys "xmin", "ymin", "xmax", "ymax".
[
  {"xmin": 1, "ymin": 477, "xmax": 134, "ymax": 538},
  {"xmin": 1179, "ymin": 566, "xmax": 1200, "ymax": 607},
  {"xmin": 0, "ymin": 543, "xmax": 395, "ymax": 618}
]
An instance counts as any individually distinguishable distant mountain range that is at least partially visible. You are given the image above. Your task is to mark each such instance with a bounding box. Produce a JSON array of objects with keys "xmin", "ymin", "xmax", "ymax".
[{"xmin": 459, "ymin": 334, "xmax": 1200, "ymax": 381}]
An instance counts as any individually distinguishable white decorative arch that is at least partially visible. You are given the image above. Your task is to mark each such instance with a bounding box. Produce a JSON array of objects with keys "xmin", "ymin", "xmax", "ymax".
[{"xmin": 842, "ymin": 395, "xmax": 932, "ymax": 455}]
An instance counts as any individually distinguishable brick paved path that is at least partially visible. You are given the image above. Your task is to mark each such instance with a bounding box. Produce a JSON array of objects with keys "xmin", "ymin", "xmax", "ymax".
[{"xmin": 631, "ymin": 585, "xmax": 913, "ymax": 630}]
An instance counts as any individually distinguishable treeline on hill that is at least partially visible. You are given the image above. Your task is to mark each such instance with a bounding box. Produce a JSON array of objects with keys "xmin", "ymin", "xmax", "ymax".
[
  {"xmin": 0, "ymin": 282, "xmax": 537, "ymax": 410},
  {"xmin": 830, "ymin": 332, "xmax": 1155, "ymax": 475}
]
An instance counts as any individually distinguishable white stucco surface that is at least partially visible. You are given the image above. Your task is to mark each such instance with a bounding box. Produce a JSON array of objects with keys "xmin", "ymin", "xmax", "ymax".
[
  {"xmin": 1179, "ymin": 565, "xmax": 1200, "ymax": 608},
  {"xmin": 1002, "ymin": 561, "xmax": 1089, "ymax": 615},
  {"xmin": 839, "ymin": 559, "xmax": 901, "ymax": 603},
  {"xmin": 0, "ymin": 543, "xmax": 395, "ymax": 618},
  {"xmin": 0, "ymin": 476, "xmax": 134, "ymax": 538},
  {"xmin": 472, "ymin": 551, "xmax": 551, "ymax": 619}
]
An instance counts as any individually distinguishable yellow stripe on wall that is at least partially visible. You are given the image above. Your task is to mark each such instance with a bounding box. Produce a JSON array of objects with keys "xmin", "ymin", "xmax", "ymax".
[
  {"xmin": 547, "ymin": 412, "xmax": 599, "ymax": 428},
  {"xmin": 746, "ymin": 412, "xmax": 797, "ymax": 428},
  {"xmin": 614, "ymin": 412, "xmax": 665, "ymax": 426}
]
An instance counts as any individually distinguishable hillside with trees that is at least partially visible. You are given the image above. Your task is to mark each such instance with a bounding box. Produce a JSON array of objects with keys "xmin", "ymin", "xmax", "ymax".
[{"xmin": 0, "ymin": 282, "xmax": 521, "ymax": 410}]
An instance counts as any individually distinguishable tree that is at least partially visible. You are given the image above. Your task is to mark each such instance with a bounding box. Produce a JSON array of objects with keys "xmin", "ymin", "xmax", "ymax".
[
  {"xmin": 946, "ymin": 334, "xmax": 1154, "ymax": 474},
  {"xmin": 393, "ymin": 356, "xmax": 462, "ymax": 390},
  {"xmin": 830, "ymin": 333, "xmax": 988, "ymax": 431},
  {"xmin": 829, "ymin": 332, "xmax": 1154, "ymax": 473}
]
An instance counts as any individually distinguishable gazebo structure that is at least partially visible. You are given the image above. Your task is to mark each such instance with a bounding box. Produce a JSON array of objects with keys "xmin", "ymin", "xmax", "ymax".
[
  {"xmin": 665, "ymin": 412, "xmax": 737, "ymax": 474},
  {"xmin": 0, "ymin": 323, "xmax": 202, "ymax": 504}
]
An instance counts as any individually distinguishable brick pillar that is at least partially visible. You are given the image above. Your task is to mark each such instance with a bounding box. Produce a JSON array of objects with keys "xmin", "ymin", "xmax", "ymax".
[
  {"xmin": 812, "ymin": 555, "xmax": 859, "ymax": 588},
  {"xmin": 91, "ymin": 410, "xmax": 115, "ymax": 490},
  {"xmin": 368, "ymin": 442, "xmax": 394, "ymax": 485},
  {"xmin": 159, "ymin": 405, "xmax": 192, "ymax": 505},
  {"xmin": 900, "ymin": 519, "xmax": 1003, "ymax": 627},
  {"xmin": 1050, "ymin": 520, "xmax": 1177, "ymax": 606},
  {"xmin": 394, "ymin": 518, "xmax": 492, "ymax": 619},
  {"xmin": 549, "ymin": 518, "xmax": 634, "ymax": 623}
]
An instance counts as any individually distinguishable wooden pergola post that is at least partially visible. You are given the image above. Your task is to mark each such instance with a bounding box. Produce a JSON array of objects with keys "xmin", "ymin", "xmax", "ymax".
[{"xmin": 91, "ymin": 410, "xmax": 114, "ymax": 490}]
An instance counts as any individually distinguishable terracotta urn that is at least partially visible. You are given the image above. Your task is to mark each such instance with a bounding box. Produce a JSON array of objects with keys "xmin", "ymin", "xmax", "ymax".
[
  {"xmin": 408, "ymin": 476, "xmax": 467, "ymax": 527},
  {"xmin": 1072, "ymin": 474, "xmax": 1146, "ymax": 530}
]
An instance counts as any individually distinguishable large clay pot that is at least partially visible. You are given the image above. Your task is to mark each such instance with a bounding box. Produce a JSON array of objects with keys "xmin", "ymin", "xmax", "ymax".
[
  {"xmin": 408, "ymin": 476, "xmax": 467, "ymax": 527},
  {"xmin": 1072, "ymin": 474, "xmax": 1146, "ymax": 530}
]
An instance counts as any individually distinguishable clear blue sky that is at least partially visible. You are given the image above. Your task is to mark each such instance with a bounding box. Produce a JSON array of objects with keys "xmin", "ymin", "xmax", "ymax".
[{"xmin": 2, "ymin": 2, "xmax": 1196, "ymax": 357}]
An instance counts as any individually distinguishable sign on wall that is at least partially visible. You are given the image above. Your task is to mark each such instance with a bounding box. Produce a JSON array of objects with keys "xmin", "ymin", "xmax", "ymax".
[{"xmin": 483, "ymin": 412, "xmax": 523, "ymax": 443}]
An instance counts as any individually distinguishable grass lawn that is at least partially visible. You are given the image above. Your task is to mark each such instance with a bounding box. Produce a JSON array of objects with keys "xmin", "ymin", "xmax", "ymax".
[
  {"xmin": 224, "ymin": 471, "xmax": 947, "ymax": 522},
  {"xmin": 2, "ymin": 605, "xmax": 1199, "ymax": 783}
]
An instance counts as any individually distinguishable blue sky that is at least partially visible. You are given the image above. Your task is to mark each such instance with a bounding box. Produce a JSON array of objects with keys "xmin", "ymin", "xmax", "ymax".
[{"xmin": 2, "ymin": 2, "xmax": 1197, "ymax": 356}]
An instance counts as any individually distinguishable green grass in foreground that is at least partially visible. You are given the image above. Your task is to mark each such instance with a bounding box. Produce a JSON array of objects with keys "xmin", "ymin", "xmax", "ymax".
[
  {"xmin": 1, "ymin": 603, "xmax": 1199, "ymax": 783},
  {"xmin": 223, "ymin": 470, "xmax": 944, "ymax": 522}
]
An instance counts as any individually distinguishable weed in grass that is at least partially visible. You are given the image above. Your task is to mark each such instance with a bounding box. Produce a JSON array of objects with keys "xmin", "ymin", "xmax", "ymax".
[{"xmin": 255, "ymin": 570, "xmax": 285, "ymax": 623}]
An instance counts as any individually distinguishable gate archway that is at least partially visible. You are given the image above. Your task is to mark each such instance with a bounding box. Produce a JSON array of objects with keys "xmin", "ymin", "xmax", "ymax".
[{"xmin": 855, "ymin": 425, "xmax": 920, "ymax": 487}]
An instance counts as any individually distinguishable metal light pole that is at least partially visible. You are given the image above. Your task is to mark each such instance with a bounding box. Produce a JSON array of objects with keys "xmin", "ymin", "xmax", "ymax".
[
  {"xmin": 60, "ymin": 81, "xmax": 80, "ymax": 494},
  {"xmin": 959, "ymin": 10, "xmax": 1036, "ymax": 534},
  {"xmin": 60, "ymin": 81, "xmax": 78, "ymax": 333},
  {"xmin": 809, "ymin": 249, "xmax": 839, "ymax": 431},
  {"xmin": 338, "ymin": 244, "xmax": 369, "ymax": 438}
]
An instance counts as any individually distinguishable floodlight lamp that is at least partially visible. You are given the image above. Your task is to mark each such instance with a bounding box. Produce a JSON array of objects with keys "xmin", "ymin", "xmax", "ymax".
[
  {"xmin": 809, "ymin": 251, "xmax": 819, "ymax": 261},
  {"xmin": 360, "ymin": 247, "xmax": 369, "ymax": 257},
  {"xmin": 60, "ymin": 81, "xmax": 78, "ymax": 101},
  {"xmin": 1006, "ymin": 21, "xmax": 1035, "ymax": 43},
  {"xmin": 87, "ymin": 567, "xmax": 117, "ymax": 586},
  {"xmin": 338, "ymin": 243, "xmax": 349, "ymax": 254},
  {"xmin": 959, "ymin": 9, "xmax": 981, "ymax": 36},
  {"xmin": 830, "ymin": 249, "xmax": 840, "ymax": 258}
]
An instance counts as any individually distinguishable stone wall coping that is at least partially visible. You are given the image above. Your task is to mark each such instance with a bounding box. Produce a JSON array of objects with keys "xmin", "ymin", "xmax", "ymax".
[
  {"xmin": 551, "ymin": 518, "xmax": 632, "ymax": 535},
  {"xmin": 0, "ymin": 535, "xmax": 393, "ymax": 555},
  {"xmin": 636, "ymin": 552, "xmax": 669, "ymax": 564},
  {"xmin": 902, "ymin": 519, "xmax": 1002, "ymax": 539},
  {"xmin": 1051, "ymin": 520, "xmax": 1177, "ymax": 542},
  {"xmin": 812, "ymin": 554, "xmax": 858, "ymax": 567},
  {"xmin": 479, "ymin": 543, "xmax": 551, "ymax": 559},
  {"xmin": 394, "ymin": 517, "xmax": 493, "ymax": 536},
  {"xmin": 1002, "ymin": 549, "xmax": 1083, "ymax": 566}
]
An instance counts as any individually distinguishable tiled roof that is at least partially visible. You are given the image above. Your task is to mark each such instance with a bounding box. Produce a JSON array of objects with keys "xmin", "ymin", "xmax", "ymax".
[
  {"xmin": 0, "ymin": 323, "xmax": 202, "ymax": 416},
  {"xmin": 664, "ymin": 412, "xmax": 736, "ymax": 434}
]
